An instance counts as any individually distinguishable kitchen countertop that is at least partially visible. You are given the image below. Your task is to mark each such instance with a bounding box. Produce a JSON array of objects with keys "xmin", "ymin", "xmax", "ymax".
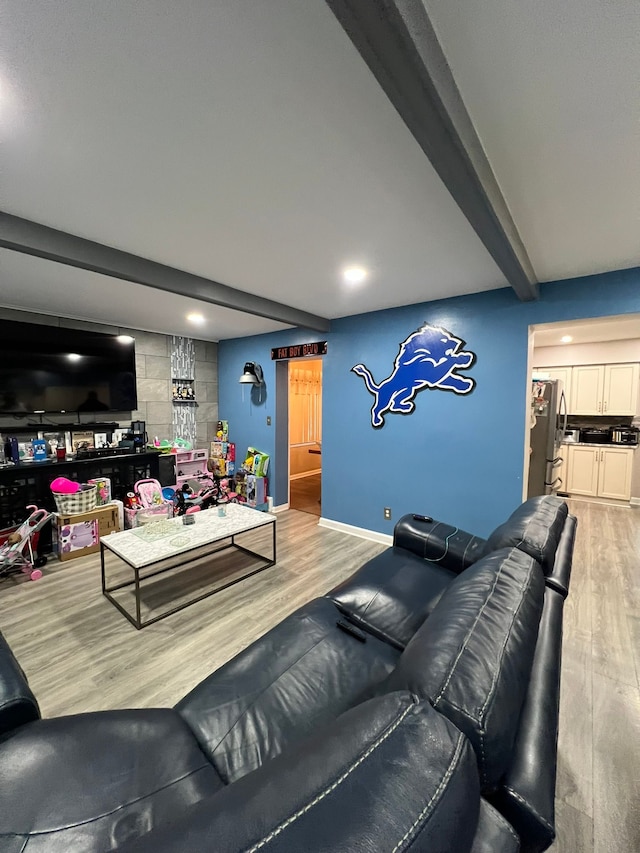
[{"xmin": 562, "ymin": 441, "xmax": 637, "ymax": 449}]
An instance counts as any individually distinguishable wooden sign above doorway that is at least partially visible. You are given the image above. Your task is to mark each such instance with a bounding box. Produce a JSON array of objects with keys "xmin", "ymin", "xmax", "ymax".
[{"xmin": 271, "ymin": 341, "xmax": 328, "ymax": 360}]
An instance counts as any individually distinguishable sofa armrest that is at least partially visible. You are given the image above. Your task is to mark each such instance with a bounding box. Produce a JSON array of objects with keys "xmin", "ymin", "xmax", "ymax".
[
  {"xmin": 490, "ymin": 586, "xmax": 564, "ymax": 853},
  {"xmin": 544, "ymin": 515, "xmax": 576, "ymax": 598},
  {"xmin": 394, "ymin": 514, "xmax": 487, "ymax": 574},
  {"xmin": 118, "ymin": 692, "xmax": 484, "ymax": 853},
  {"xmin": 0, "ymin": 631, "xmax": 40, "ymax": 736}
]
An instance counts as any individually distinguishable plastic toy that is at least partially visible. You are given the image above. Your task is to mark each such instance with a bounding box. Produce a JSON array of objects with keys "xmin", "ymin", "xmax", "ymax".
[
  {"xmin": 217, "ymin": 478, "xmax": 239, "ymax": 504},
  {"xmin": 50, "ymin": 476, "xmax": 81, "ymax": 494},
  {"xmin": 123, "ymin": 492, "xmax": 141, "ymax": 509},
  {"xmin": 135, "ymin": 479, "xmax": 165, "ymax": 507},
  {"xmin": 0, "ymin": 505, "xmax": 52, "ymax": 581},
  {"xmin": 87, "ymin": 477, "xmax": 111, "ymax": 505},
  {"xmin": 247, "ymin": 447, "xmax": 270, "ymax": 477},
  {"xmin": 60, "ymin": 522, "xmax": 96, "ymax": 549},
  {"xmin": 174, "ymin": 481, "xmax": 219, "ymax": 516},
  {"xmin": 31, "ymin": 438, "xmax": 47, "ymax": 462}
]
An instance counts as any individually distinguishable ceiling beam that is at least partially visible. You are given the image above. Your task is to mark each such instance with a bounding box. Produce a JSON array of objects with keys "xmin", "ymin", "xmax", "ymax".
[
  {"xmin": 325, "ymin": 0, "xmax": 539, "ymax": 302},
  {"xmin": 0, "ymin": 212, "xmax": 331, "ymax": 332}
]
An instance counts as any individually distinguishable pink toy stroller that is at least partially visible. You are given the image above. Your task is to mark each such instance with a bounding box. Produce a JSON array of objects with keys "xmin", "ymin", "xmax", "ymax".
[{"xmin": 0, "ymin": 505, "xmax": 52, "ymax": 582}]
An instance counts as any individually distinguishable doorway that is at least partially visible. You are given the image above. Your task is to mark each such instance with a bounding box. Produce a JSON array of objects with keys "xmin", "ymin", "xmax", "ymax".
[
  {"xmin": 288, "ymin": 359, "xmax": 322, "ymax": 515},
  {"xmin": 525, "ymin": 314, "xmax": 640, "ymax": 503}
]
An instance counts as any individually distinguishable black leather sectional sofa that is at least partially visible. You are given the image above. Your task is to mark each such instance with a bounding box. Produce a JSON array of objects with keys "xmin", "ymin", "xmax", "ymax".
[{"xmin": 0, "ymin": 496, "xmax": 576, "ymax": 852}]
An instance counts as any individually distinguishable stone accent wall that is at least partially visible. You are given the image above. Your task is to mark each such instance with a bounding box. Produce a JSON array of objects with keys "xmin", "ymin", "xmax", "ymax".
[
  {"xmin": 170, "ymin": 336, "xmax": 196, "ymax": 446},
  {"xmin": 194, "ymin": 339, "xmax": 219, "ymax": 446},
  {"xmin": 0, "ymin": 308, "xmax": 218, "ymax": 448}
]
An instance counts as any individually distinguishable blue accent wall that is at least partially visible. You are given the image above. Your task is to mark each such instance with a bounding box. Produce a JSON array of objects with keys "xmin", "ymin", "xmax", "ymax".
[{"xmin": 219, "ymin": 267, "xmax": 640, "ymax": 536}]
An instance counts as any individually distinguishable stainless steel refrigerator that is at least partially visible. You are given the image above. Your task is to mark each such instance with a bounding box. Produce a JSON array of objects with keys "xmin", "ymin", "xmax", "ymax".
[{"xmin": 527, "ymin": 379, "xmax": 568, "ymax": 498}]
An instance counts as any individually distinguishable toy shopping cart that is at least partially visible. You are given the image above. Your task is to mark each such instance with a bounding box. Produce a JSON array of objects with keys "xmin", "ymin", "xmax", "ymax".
[{"xmin": 0, "ymin": 505, "xmax": 52, "ymax": 582}]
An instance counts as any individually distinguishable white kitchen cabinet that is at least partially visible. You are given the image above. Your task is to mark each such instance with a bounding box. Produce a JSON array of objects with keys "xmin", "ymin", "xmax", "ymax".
[
  {"xmin": 534, "ymin": 366, "xmax": 572, "ymax": 405},
  {"xmin": 570, "ymin": 363, "xmax": 639, "ymax": 415},
  {"xmin": 570, "ymin": 365, "xmax": 605, "ymax": 414},
  {"xmin": 567, "ymin": 444, "xmax": 634, "ymax": 500},
  {"xmin": 567, "ymin": 445, "xmax": 600, "ymax": 495},
  {"xmin": 598, "ymin": 447, "xmax": 634, "ymax": 500},
  {"xmin": 602, "ymin": 363, "xmax": 639, "ymax": 415}
]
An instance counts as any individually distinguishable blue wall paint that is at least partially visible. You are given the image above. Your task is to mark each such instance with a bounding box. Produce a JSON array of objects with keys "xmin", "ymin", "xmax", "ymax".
[{"xmin": 219, "ymin": 267, "xmax": 640, "ymax": 536}]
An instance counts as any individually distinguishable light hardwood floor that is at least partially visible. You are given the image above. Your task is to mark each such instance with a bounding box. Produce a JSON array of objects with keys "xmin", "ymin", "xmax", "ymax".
[
  {"xmin": 289, "ymin": 472, "xmax": 321, "ymax": 516},
  {"xmin": 1, "ymin": 502, "xmax": 638, "ymax": 852},
  {"xmin": 550, "ymin": 500, "xmax": 640, "ymax": 853}
]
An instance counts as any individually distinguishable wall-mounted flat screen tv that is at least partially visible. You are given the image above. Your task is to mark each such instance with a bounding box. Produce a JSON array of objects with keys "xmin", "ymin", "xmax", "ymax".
[{"xmin": 0, "ymin": 319, "xmax": 137, "ymax": 415}]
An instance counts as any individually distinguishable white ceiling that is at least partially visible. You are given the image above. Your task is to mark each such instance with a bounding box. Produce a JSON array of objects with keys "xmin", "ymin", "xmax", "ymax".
[
  {"xmin": 534, "ymin": 314, "xmax": 640, "ymax": 347},
  {"xmin": 0, "ymin": 249, "xmax": 290, "ymax": 340},
  {"xmin": 0, "ymin": 1, "xmax": 637, "ymax": 341},
  {"xmin": 0, "ymin": 0, "xmax": 505, "ymax": 340},
  {"xmin": 424, "ymin": 0, "xmax": 640, "ymax": 283}
]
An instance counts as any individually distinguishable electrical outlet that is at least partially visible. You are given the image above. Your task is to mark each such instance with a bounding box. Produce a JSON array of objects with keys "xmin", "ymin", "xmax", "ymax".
[
  {"xmin": 266, "ymin": 416, "xmax": 271, "ymax": 426},
  {"xmin": 384, "ymin": 507, "xmax": 392, "ymax": 520}
]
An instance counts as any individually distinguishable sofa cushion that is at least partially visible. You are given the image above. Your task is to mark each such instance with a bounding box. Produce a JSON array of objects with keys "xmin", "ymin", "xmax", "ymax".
[
  {"xmin": 0, "ymin": 709, "xmax": 222, "ymax": 852},
  {"xmin": 118, "ymin": 693, "xmax": 486, "ymax": 853},
  {"xmin": 380, "ymin": 547, "xmax": 545, "ymax": 792},
  {"xmin": 471, "ymin": 801, "xmax": 520, "ymax": 853},
  {"xmin": 482, "ymin": 495, "xmax": 568, "ymax": 574},
  {"xmin": 176, "ymin": 597, "xmax": 400, "ymax": 785},
  {"xmin": 327, "ymin": 546, "xmax": 456, "ymax": 648}
]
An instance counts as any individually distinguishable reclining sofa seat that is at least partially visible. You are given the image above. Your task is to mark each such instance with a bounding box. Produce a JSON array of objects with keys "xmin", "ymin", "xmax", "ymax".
[
  {"xmin": 327, "ymin": 495, "xmax": 572, "ymax": 853},
  {"xmin": 329, "ymin": 495, "xmax": 575, "ymax": 651},
  {"xmin": 0, "ymin": 495, "xmax": 573, "ymax": 853},
  {"xmin": 0, "ymin": 632, "xmax": 517, "ymax": 853}
]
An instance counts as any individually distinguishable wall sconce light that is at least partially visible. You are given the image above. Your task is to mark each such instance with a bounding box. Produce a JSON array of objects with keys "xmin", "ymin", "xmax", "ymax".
[{"xmin": 238, "ymin": 362, "xmax": 264, "ymax": 385}]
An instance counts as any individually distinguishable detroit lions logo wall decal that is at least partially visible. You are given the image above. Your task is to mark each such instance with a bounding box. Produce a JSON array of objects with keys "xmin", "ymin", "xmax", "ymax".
[{"xmin": 351, "ymin": 323, "xmax": 476, "ymax": 428}]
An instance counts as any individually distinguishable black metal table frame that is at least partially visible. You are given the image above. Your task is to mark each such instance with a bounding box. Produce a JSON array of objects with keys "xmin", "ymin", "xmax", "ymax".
[{"xmin": 101, "ymin": 520, "xmax": 276, "ymax": 629}]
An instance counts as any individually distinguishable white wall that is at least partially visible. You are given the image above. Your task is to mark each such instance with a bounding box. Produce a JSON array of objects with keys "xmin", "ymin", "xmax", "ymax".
[{"xmin": 534, "ymin": 339, "xmax": 640, "ymax": 367}]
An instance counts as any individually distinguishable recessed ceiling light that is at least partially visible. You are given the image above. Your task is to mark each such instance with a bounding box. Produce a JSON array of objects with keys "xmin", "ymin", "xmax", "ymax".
[
  {"xmin": 343, "ymin": 266, "xmax": 368, "ymax": 284},
  {"xmin": 116, "ymin": 335, "xmax": 134, "ymax": 344},
  {"xmin": 186, "ymin": 312, "xmax": 205, "ymax": 324},
  {"xmin": 67, "ymin": 353, "xmax": 82, "ymax": 361},
  {"xmin": 561, "ymin": 335, "xmax": 573, "ymax": 343}
]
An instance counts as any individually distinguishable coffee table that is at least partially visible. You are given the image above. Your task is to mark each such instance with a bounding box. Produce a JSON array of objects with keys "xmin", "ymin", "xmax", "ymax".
[{"xmin": 101, "ymin": 503, "xmax": 276, "ymax": 629}]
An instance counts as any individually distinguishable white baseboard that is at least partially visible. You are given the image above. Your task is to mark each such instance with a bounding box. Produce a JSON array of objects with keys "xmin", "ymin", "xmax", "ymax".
[
  {"xmin": 318, "ymin": 517, "xmax": 393, "ymax": 546},
  {"xmin": 272, "ymin": 503, "xmax": 289, "ymax": 513},
  {"xmin": 630, "ymin": 497, "xmax": 640, "ymax": 507},
  {"xmin": 289, "ymin": 469, "xmax": 321, "ymax": 481}
]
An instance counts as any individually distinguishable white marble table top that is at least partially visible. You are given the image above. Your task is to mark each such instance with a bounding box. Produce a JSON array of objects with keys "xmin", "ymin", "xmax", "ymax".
[{"xmin": 101, "ymin": 503, "xmax": 275, "ymax": 568}]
